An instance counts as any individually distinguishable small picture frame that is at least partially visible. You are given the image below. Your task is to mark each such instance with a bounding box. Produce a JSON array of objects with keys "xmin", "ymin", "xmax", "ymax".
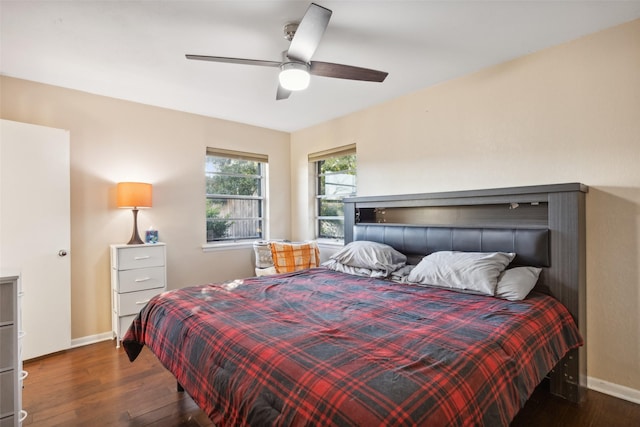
[{"xmin": 145, "ymin": 229, "xmax": 158, "ymax": 244}]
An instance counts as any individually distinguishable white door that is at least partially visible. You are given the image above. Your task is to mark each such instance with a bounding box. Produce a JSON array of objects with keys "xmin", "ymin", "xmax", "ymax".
[{"xmin": 0, "ymin": 119, "xmax": 71, "ymax": 360}]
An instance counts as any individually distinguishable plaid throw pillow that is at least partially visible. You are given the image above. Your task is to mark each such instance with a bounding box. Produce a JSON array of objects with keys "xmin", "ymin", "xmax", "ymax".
[{"xmin": 269, "ymin": 241, "xmax": 320, "ymax": 273}]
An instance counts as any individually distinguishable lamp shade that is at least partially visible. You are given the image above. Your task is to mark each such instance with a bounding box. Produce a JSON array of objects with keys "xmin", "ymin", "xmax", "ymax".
[{"xmin": 116, "ymin": 182, "xmax": 152, "ymax": 208}]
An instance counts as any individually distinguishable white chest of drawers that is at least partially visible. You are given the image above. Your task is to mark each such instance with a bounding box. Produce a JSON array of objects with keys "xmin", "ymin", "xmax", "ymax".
[
  {"xmin": 110, "ymin": 243, "xmax": 166, "ymax": 348},
  {"xmin": 0, "ymin": 273, "xmax": 27, "ymax": 426}
]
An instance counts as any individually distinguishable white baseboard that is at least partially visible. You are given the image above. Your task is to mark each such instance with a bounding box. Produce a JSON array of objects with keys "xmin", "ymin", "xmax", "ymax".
[
  {"xmin": 588, "ymin": 376, "xmax": 640, "ymax": 405},
  {"xmin": 70, "ymin": 331, "xmax": 114, "ymax": 349}
]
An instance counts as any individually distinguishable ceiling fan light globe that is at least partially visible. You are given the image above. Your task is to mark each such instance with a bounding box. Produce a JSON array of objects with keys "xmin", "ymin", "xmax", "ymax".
[{"xmin": 279, "ymin": 62, "xmax": 310, "ymax": 91}]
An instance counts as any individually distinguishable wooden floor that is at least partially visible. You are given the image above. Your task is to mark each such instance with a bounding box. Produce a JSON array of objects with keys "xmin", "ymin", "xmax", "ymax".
[{"xmin": 21, "ymin": 340, "xmax": 640, "ymax": 426}]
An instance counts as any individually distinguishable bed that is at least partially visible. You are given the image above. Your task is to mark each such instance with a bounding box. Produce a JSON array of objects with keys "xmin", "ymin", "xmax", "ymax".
[{"xmin": 123, "ymin": 183, "xmax": 588, "ymax": 426}]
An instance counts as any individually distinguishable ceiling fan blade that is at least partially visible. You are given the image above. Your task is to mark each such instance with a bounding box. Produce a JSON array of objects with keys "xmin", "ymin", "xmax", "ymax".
[
  {"xmin": 310, "ymin": 61, "xmax": 388, "ymax": 82},
  {"xmin": 186, "ymin": 54, "xmax": 281, "ymax": 68},
  {"xmin": 286, "ymin": 3, "xmax": 332, "ymax": 63},
  {"xmin": 276, "ymin": 84, "xmax": 292, "ymax": 100}
]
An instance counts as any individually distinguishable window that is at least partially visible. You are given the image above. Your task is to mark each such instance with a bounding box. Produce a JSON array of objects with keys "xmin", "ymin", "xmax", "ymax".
[
  {"xmin": 310, "ymin": 145, "xmax": 356, "ymax": 240},
  {"xmin": 205, "ymin": 148, "xmax": 267, "ymax": 243}
]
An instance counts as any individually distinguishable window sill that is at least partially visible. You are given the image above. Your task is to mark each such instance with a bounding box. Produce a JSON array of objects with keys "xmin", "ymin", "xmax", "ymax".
[
  {"xmin": 316, "ymin": 239, "xmax": 345, "ymax": 249},
  {"xmin": 202, "ymin": 241, "xmax": 254, "ymax": 252}
]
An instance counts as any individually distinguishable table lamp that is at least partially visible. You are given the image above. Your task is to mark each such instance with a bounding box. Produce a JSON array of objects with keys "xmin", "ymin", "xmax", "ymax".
[{"xmin": 117, "ymin": 182, "xmax": 152, "ymax": 245}]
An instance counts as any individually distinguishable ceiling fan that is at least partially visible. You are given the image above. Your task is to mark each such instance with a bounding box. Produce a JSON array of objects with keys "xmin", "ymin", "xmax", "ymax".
[{"xmin": 185, "ymin": 2, "xmax": 388, "ymax": 100}]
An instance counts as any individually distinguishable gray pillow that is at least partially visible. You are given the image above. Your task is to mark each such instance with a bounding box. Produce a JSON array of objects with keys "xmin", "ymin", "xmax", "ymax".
[
  {"xmin": 407, "ymin": 251, "xmax": 515, "ymax": 296},
  {"xmin": 327, "ymin": 241, "xmax": 407, "ymax": 275},
  {"xmin": 495, "ymin": 266, "xmax": 542, "ymax": 301},
  {"xmin": 322, "ymin": 259, "xmax": 390, "ymax": 278}
]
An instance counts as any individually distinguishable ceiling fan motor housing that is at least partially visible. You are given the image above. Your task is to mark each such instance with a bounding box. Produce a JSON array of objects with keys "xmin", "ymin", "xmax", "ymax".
[{"xmin": 283, "ymin": 23, "xmax": 299, "ymax": 41}]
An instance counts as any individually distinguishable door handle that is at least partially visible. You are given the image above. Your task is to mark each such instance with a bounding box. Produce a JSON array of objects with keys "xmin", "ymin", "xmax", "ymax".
[{"xmin": 58, "ymin": 250, "xmax": 68, "ymax": 257}]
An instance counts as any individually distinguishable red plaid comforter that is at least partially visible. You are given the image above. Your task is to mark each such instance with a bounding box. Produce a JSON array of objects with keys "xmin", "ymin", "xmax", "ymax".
[{"xmin": 123, "ymin": 268, "xmax": 582, "ymax": 426}]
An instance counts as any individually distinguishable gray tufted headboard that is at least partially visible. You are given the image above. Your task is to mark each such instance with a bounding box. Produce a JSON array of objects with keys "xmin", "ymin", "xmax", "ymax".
[{"xmin": 352, "ymin": 224, "xmax": 549, "ymax": 267}]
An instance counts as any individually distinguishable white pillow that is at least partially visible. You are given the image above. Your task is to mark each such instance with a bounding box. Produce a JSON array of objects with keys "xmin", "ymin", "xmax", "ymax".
[
  {"xmin": 495, "ymin": 266, "xmax": 542, "ymax": 301},
  {"xmin": 327, "ymin": 241, "xmax": 407, "ymax": 275},
  {"xmin": 407, "ymin": 251, "xmax": 515, "ymax": 296}
]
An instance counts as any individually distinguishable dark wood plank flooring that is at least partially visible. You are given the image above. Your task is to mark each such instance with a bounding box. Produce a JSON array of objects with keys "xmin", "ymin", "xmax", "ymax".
[{"xmin": 21, "ymin": 340, "xmax": 640, "ymax": 426}]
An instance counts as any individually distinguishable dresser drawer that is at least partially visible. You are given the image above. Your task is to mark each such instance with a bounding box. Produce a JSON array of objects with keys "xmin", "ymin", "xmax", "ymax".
[
  {"xmin": 0, "ymin": 281, "xmax": 15, "ymax": 323},
  {"xmin": 116, "ymin": 267, "xmax": 165, "ymax": 293},
  {"xmin": 114, "ymin": 245, "xmax": 165, "ymax": 270},
  {"xmin": 0, "ymin": 370, "xmax": 15, "ymax": 417},
  {"xmin": 117, "ymin": 314, "xmax": 137, "ymax": 339},
  {"xmin": 0, "ymin": 325, "xmax": 16, "ymax": 371},
  {"xmin": 115, "ymin": 288, "xmax": 163, "ymax": 316}
]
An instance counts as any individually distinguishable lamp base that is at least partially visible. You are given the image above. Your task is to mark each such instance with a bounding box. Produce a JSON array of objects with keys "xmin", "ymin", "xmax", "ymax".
[{"xmin": 127, "ymin": 208, "xmax": 144, "ymax": 245}]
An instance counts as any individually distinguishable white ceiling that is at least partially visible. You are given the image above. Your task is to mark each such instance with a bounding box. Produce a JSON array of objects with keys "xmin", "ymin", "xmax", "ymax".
[{"xmin": 2, "ymin": 1, "xmax": 640, "ymax": 132}]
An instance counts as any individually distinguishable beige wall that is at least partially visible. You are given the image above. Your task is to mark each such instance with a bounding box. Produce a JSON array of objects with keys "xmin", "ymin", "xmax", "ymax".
[
  {"xmin": 291, "ymin": 20, "xmax": 640, "ymax": 392},
  {"xmin": 0, "ymin": 77, "xmax": 291, "ymax": 340}
]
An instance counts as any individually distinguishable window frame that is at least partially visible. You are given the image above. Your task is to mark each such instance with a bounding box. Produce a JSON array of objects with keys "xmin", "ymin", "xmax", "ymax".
[
  {"xmin": 205, "ymin": 148, "xmax": 268, "ymax": 245},
  {"xmin": 309, "ymin": 145, "xmax": 356, "ymax": 241}
]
